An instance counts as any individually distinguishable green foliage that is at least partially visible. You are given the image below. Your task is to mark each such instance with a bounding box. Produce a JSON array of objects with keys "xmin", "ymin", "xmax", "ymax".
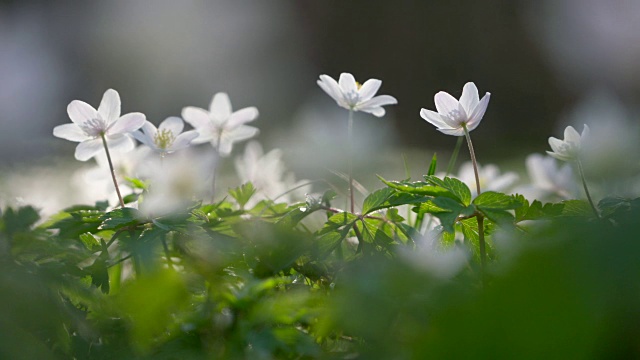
[{"xmin": 2, "ymin": 170, "xmax": 640, "ymax": 359}]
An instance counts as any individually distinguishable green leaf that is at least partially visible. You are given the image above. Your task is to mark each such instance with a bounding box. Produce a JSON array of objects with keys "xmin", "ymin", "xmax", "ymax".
[
  {"xmin": 229, "ymin": 182, "xmax": 257, "ymax": 208},
  {"xmin": 361, "ymin": 187, "xmax": 427, "ymax": 215},
  {"xmin": 514, "ymin": 195, "xmax": 564, "ymax": 222},
  {"xmin": 79, "ymin": 232, "xmax": 101, "ymax": 252},
  {"xmin": 560, "ymin": 200, "xmax": 592, "ymax": 217},
  {"xmin": 1, "ymin": 206, "xmax": 40, "ymax": 236},
  {"xmin": 428, "ymin": 153, "xmax": 437, "ymax": 176},
  {"xmin": 472, "ymin": 191, "xmax": 522, "ymax": 210},
  {"xmin": 125, "ymin": 176, "xmax": 149, "ymax": 190},
  {"xmin": 100, "ymin": 207, "xmax": 143, "ymax": 230},
  {"xmin": 424, "ymin": 175, "xmax": 472, "ymax": 206},
  {"xmin": 415, "ymin": 197, "xmax": 475, "ymax": 233},
  {"xmin": 378, "ymin": 176, "xmax": 458, "ymax": 201}
]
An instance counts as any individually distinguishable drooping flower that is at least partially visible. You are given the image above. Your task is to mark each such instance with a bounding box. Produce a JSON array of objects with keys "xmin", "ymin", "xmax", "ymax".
[
  {"xmin": 53, "ymin": 89, "xmax": 146, "ymax": 161},
  {"xmin": 181, "ymin": 92, "xmax": 259, "ymax": 157},
  {"xmin": 420, "ymin": 82, "xmax": 491, "ymax": 136},
  {"xmin": 317, "ymin": 72, "xmax": 397, "ymax": 117},
  {"xmin": 133, "ymin": 117, "xmax": 199, "ymax": 156},
  {"xmin": 547, "ymin": 125, "xmax": 589, "ymax": 162}
]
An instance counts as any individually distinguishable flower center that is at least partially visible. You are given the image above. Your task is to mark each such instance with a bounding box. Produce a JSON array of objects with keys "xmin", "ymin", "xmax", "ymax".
[
  {"xmin": 154, "ymin": 129, "xmax": 175, "ymax": 150},
  {"xmin": 356, "ymin": 81, "xmax": 362, "ymax": 90},
  {"xmin": 445, "ymin": 108, "xmax": 467, "ymax": 124},
  {"xmin": 80, "ymin": 118, "xmax": 108, "ymax": 137}
]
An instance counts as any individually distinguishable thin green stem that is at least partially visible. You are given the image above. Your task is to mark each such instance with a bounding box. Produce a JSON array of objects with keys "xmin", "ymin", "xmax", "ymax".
[
  {"xmin": 347, "ymin": 109, "xmax": 355, "ymax": 214},
  {"xmin": 446, "ymin": 136, "xmax": 464, "ymax": 176},
  {"xmin": 463, "ymin": 125, "xmax": 486, "ymax": 271},
  {"xmin": 100, "ymin": 133, "xmax": 125, "ymax": 208},
  {"xmin": 577, "ymin": 159, "xmax": 601, "ymax": 219}
]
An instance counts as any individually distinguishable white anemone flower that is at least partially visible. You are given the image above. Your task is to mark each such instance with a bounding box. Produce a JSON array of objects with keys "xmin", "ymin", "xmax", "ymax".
[
  {"xmin": 181, "ymin": 92, "xmax": 259, "ymax": 157},
  {"xmin": 514, "ymin": 154, "xmax": 577, "ymax": 201},
  {"xmin": 235, "ymin": 141, "xmax": 311, "ymax": 208},
  {"xmin": 420, "ymin": 82, "xmax": 491, "ymax": 136},
  {"xmin": 448, "ymin": 161, "xmax": 519, "ymax": 197},
  {"xmin": 53, "ymin": 89, "xmax": 146, "ymax": 161},
  {"xmin": 317, "ymin": 72, "xmax": 397, "ymax": 117},
  {"xmin": 133, "ymin": 117, "xmax": 199, "ymax": 156},
  {"xmin": 547, "ymin": 125, "xmax": 589, "ymax": 162}
]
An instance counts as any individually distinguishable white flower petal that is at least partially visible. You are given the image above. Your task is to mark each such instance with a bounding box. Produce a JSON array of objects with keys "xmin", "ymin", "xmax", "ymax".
[
  {"xmin": 209, "ymin": 92, "xmax": 232, "ymax": 121},
  {"xmin": 438, "ymin": 127, "xmax": 465, "ymax": 136},
  {"xmin": 581, "ymin": 124, "xmax": 590, "ymax": 138},
  {"xmin": 356, "ymin": 95, "xmax": 397, "ymax": 112},
  {"xmin": 318, "ymin": 75, "xmax": 344, "ymax": 105},
  {"xmin": 53, "ymin": 123, "xmax": 89, "ymax": 142},
  {"xmin": 108, "ymin": 112, "xmax": 145, "ymax": 135},
  {"xmin": 546, "ymin": 150, "xmax": 570, "ymax": 162},
  {"xmin": 75, "ymin": 138, "xmax": 104, "ymax": 161},
  {"xmin": 225, "ymin": 125, "xmax": 259, "ymax": 143},
  {"xmin": 338, "ymin": 73, "xmax": 357, "ymax": 95},
  {"xmin": 466, "ymin": 93, "xmax": 491, "ymax": 130},
  {"xmin": 420, "ymin": 109, "xmax": 450, "ymax": 129},
  {"xmin": 170, "ymin": 130, "xmax": 199, "ymax": 151},
  {"xmin": 182, "ymin": 107, "xmax": 211, "ymax": 130},
  {"xmin": 133, "ymin": 122, "xmax": 156, "ymax": 148},
  {"xmin": 434, "ymin": 91, "xmax": 460, "ymax": 117},
  {"xmin": 459, "ymin": 82, "xmax": 479, "ymax": 115},
  {"xmin": 98, "ymin": 89, "xmax": 121, "ymax": 123},
  {"xmin": 217, "ymin": 139, "xmax": 233, "ymax": 157},
  {"xmin": 159, "ymin": 116, "xmax": 184, "ymax": 135},
  {"xmin": 564, "ymin": 126, "xmax": 581, "ymax": 144},
  {"xmin": 67, "ymin": 100, "xmax": 98, "ymax": 126},
  {"xmin": 548, "ymin": 137, "xmax": 564, "ymax": 153},
  {"xmin": 359, "ymin": 107, "xmax": 385, "ymax": 117},
  {"xmin": 227, "ymin": 107, "xmax": 259, "ymax": 128},
  {"xmin": 106, "ymin": 134, "xmax": 136, "ymax": 153},
  {"xmin": 358, "ymin": 79, "xmax": 382, "ymax": 102}
]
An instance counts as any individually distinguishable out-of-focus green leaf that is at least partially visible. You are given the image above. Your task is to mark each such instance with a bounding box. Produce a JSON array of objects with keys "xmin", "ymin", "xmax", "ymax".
[
  {"xmin": 229, "ymin": 182, "xmax": 256, "ymax": 208},
  {"xmin": 100, "ymin": 207, "xmax": 143, "ymax": 230},
  {"xmin": 428, "ymin": 153, "xmax": 437, "ymax": 176}
]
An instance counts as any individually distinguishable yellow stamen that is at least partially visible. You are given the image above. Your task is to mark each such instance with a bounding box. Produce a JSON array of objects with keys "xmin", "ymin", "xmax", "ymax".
[{"xmin": 154, "ymin": 129, "xmax": 175, "ymax": 150}]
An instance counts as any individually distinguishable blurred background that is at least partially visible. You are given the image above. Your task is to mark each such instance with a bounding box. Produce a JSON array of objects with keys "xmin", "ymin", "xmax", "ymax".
[{"xmin": 2, "ymin": 0, "xmax": 640, "ymax": 212}]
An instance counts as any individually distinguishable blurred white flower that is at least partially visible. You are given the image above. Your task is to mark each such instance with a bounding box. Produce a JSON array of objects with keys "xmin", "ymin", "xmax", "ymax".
[
  {"xmin": 402, "ymin": 225, "xmax": 468, "ymax": 279},
  {"xmin": 181, "ymin": 92, "xmax": 259, "ymax": 157},
  {"xmin": 547, "ymin": 125, "xmax": 589, "ymax": 162},
  {"xmin": 133, "ymin": 117, "xmax": 198, "ymax": 156},
  {"xmin": 420, "ymin": 82, "xmax": 490, "ymax": 136},
  {"xmin": 140, "ymin": 150, "xmax": 214, "ymax": 217},
  {"xmin": 78, "ymin": 146, "xmax": 151, "ymax": 204},
  {"xmin": 234, "ymin": 141, "xmax": 310, "ymax": 207},
  {"xmin": 513, "ymin": 154, "xmax": 576, "ymax": 201},
  {"xmin": 317, "ymin": 72, "xmax": 397, "ymax": 117},
  {"xmin": 53, "ymin": 89, "xmax": 146, "ymax": 161},
  {"xmin": 449, "ymin": 161, "xmax": 518, "ymax": 197}
]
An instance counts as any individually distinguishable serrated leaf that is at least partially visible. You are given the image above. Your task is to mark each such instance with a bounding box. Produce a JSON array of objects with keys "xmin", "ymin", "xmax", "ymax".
[
  {"xmin": 472, "ymin": 191, "xmax": 522, "ymax": 210},
  {"xmin": 378, "ymin": 176, "xmax": 458, "ymax": 201},
  {"xmin": 560, "ymin": 200, "xmax": 592, "ymax": 217},
  {"xmin": 424, "ymin": 175, "xmax": 472, "ymax": 206},
  {"xmin": 79, "ymin": 232, "xmax": 101, "ymax": 252},
  {"xmin": 361, "ymin": 187, "xmax": 427, "ymax": 214},
  {"xmin": 229, "ymin": 182, "xmax": 256, "ymax": 208},
  {"xmin": 1, "ymin": 206, "xmax": 40, "ymax": 236},
  {"xmin": 100, "ymin": 207, "xmax": 143, "ymax": 230},
  {"xmin": 514, "ymin": 195, "xmax": 564, "ymax": 222},
  {"xmin": 415, "ymin": 197, "xmax": 475, "ymax": 233}
]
